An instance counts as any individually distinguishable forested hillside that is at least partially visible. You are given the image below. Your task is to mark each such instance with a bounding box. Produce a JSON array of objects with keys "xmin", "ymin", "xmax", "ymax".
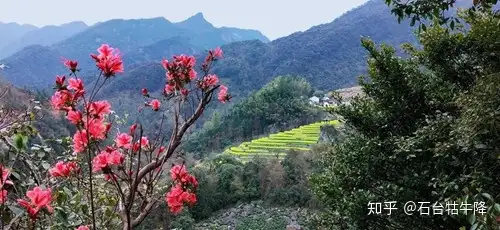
[
  {"xmin": 105, "ymin": 0, "xmax": 419, "ymax": 102},
  {"xmin": 183, "ymin": 76, "xmax": 324, "ymax": 158},
  {"xmin": 311, "ymin": 6, "xmax": 500, "ymax": 229}
]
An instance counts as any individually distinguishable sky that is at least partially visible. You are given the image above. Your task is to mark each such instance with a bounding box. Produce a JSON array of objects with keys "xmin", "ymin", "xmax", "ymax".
[{"xmin": 0, "ymin": 0, "xmax": 369, "ymax": 40}]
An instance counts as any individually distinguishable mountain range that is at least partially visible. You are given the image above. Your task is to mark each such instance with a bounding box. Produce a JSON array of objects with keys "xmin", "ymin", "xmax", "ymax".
[
  {"xmin": 0, "ymin": 12, "xmax": 269, "ymax": 89},
  {"xmin": 100, "ymin": 0, "xmax": 419, "ymax": 104},
  {"xmin": 0, "ymin": 22, "xmax": 38, "ymax": 55},
  {"xmin": 0, "ymin": 0, "xmax": 476, "ymax": 139},
  {"xmin": 0, "ymin": 21, "xmax": 89, "ymax": 59}
]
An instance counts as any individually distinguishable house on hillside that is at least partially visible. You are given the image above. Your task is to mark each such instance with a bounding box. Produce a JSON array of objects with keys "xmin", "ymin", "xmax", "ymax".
[
  {"xmin": 309, "ymin": 96, "xmax": 320, "ymax": 105},
  {"xmin": 321, "ymin": 96, "xmax": 336, "ymax": 107},
  {"xmin": 310, "ymin": 95, "xmax": 339, "ymax": 107}
]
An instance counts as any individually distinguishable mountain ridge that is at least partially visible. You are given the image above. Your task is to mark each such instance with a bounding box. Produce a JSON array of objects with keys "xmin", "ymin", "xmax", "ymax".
[
  {"xmin": 0, "ymin": 13, "xmax": 270, "ymax": 89},
  {"xmin": 0, "ymin": 21, "xmax": 88, "ymax": 59}
]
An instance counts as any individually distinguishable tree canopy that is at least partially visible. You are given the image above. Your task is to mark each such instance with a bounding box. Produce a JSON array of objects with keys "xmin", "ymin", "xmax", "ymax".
[{"xmin": 311, "ymin": 10, "xmax": 500, "ymax": 229}]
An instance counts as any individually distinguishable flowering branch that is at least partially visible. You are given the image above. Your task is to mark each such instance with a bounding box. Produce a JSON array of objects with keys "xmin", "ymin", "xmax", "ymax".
[
  {"xmin": 0, "ymin": 44, "xmax": 230, "ymax": 229},
  {"xmin": 48, "ymin": 45, "xmax": 229, "ymax": 230}
]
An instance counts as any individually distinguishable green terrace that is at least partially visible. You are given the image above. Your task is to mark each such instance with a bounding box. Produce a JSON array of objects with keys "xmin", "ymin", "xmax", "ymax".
[{"xmin": 224, "ymin": 120, "xmax": 339, "ymax": 162}]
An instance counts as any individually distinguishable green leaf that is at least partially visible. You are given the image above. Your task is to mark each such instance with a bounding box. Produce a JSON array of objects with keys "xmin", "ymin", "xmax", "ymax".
[
  {"xmin": 81, "ymin": 204, "xmax": 89, "ymax": 214},
  {"xmin": 470, "ymin": 223, "xmax": 478, "ymax": 230},
  {"xmin": 481, "ymin": 193, "xmax": 493, "ymax": 201},
  {"xmin": 494, "ymin": 203, "xmax": 500, "ymax": 212},
  {"xmin": 467, "ymin": 213, "xmax": 476, "ymax": 225},
  {"xmin": 410, "ymin": 18, "xmax": 416, "ymax": 27},
  {"xmin": 13, "ymin": 134, "xmax": 28, "ymax": 151}
]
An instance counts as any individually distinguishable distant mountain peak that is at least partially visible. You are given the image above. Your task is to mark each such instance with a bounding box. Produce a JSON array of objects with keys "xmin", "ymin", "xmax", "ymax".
[
  {"xmin": 176, "ymin": 12, "xmax": 215, "ymax": 31},
  {"xmin": 191, "ymin": 12, "xmax": 205, "ymax": 19},
  {"xmin": 61, "ymin": 21, "xmax": 88, "ymax": 27}
]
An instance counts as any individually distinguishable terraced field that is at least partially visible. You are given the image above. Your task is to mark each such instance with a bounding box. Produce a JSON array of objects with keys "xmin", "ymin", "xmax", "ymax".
[{"xmin": 224, "ymin": 120, "xmax": 339, "ymax": 162}]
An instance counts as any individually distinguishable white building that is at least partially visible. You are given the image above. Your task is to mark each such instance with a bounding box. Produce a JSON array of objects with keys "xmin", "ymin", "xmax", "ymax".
[{"xmin": 309, "ymin": 96, "xmax": 320, "ymax": 105}]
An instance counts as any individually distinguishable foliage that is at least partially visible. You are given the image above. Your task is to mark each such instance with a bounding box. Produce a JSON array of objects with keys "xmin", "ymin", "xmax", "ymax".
[
  {"xmin": 184, "ymin": 76, "xmax": 323, "ymax": 158},
  {"xmin": 385, "ymin": 0, "xmax": 499, "ymax": 30},
  {"xmin": 193, "ymin": 201, "xmax": 319, "ymax": 230},
  {"xmin": 185, "ymin": 151, "xmax": 317, "ymax": 222},
  {"xmin": 311, "ymin": 11, "xmax": 500, "ymax": 230},
  {"xmin": 225, "ymin": 120, "xmax": 339, "ymax": 162}
]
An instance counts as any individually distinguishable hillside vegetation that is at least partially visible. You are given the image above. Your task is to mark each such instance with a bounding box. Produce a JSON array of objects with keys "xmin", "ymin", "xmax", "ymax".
[
  {"xmin": 183, "ymin": 76, "xmax": 324, "ymax": 158},
  {"xmin": 226, "ymin": 120, "xmax": 339, "ymax": 162},
  {"xmin": 310, "ymin": 9, "xmax": 500, "ymax": 229}
]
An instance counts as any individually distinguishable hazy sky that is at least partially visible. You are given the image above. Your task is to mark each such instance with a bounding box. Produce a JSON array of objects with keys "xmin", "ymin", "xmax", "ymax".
[{"xmin": 0, "ymin": 0, "xmax": 369, "ymax": 40}]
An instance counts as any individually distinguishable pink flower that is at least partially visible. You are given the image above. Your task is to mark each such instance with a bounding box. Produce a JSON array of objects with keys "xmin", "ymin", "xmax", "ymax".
[
  {"xmin": 217, "ymin": 85, "xmax": 231, "ymax": 103},
  {"xmin": 132, "ymin": 136, "xmax": 150, "ymax": 152},
  {"xmin": 202, "ymin": 47, "xmax": 223, "ymax": 71},
  {"xmin": 170, "ymin": 165, "xmax": 188, "ymax": 181},
  {"xmin": 129, "ymin": 124, "xmax": 137, "ymax": 135},
  {"xmin": 174, "ymin": 55, "xmax": 196, "ymax": 68},
  {"xmin": 85, "ymin": 118, "xmax": 107, "ymax": 140},
  {"xmin": 0, "ymin": 190, "xmax": 7, "ymax": 204},
  {"xmin": 66, "ymin": 110, "xmax": 82, "ymax": 125},
  {"xmin": 108, "ymin": 150, "xmax": 125, "ymax": 165},
  {"xmin": 164, "ymin": 83, "xmax": 175, "ymax": 94},
  {"xmin": 150, "ymin": 99, "xmax": 161, "ymax": 111},
  {"xmin": 49, "ymin": 161, "xmax": 79, "ymax": 178},
  {"xmin": 55, "ymin": 75, "xmax": 66, "ymax": 88},
  {"xmin": 92, "ymin": 150, "xmax": 124, "ymax": 172},
  {"xmin": 170, "ymin": 165, "xmax": 198, "ymax": 188},
  {"xmin": 91, "ymin": 44, "xmax": 124, "ymax": 77},
  {"xmin": 72, "ymin": 130, "xmax": 89, "ymax": 154},
  {"xmin": 162, "ymin": 55, "xmax": 198, "ymax": 94},
  {"xmin": 88, "ymin": 100, "xmax": 111, "ymax": 117},
  {"xmin": 0, "ymin": 165, "xmax": 13, "ymax": 188},
  {"xmin": 142, "ymin": 88, "xmax": 149, "ymax": 96},
  {"xmin": 161, "ymin": 59, "xmax": 169, "ymax": 70},
  {"xmin": 17, "ymin": 186, "xmax": 53, "ymax": 220},
  {"xmin": 185, "ymin": 174, "xmax": 198, "ymax": 189},
  {"xmin": 188, "ymin": 69, "xmax": 197, "ymax": 80},
  {"xmin": 92, "ymin": 154, "xmax": 108, "ymax": 172},
  {"xmin": 165, "ymin": 185, "xmax": 185, "ymax": 215},
  {"xmin": 140, "ymin": 136, "xmax": 149, "ymax": 147},
  {"xmin": 213, "ymin": 47, "xmax": 223, "ymax": 58},
  {"xmin": 62, "ymin": 58, "xmax": 78, "ymax": 73},
  {"xmin": 68, "ymin": 78, "xmax": 84, "ymax": 92},
  {"xmin": 199, "ymin": 74, "xmax": 219, "ymax": 90},
  {"xmin": 115, "ymin": 133, "xmax": 132, "ymax": 149},
  {"xmin": 181, "ymin": 88, "xmax": 189, "ymax": 96},
  {"xmin": 165, "ymin": 184, "xmax": 197, "ymax": 215},
  {"xmin": 76, "ymin": 226, "xmax": 90, "ymax": 230},
  {"xmin": 51, "ymin": 90, "xmax": 73, "ymax": 111}
]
